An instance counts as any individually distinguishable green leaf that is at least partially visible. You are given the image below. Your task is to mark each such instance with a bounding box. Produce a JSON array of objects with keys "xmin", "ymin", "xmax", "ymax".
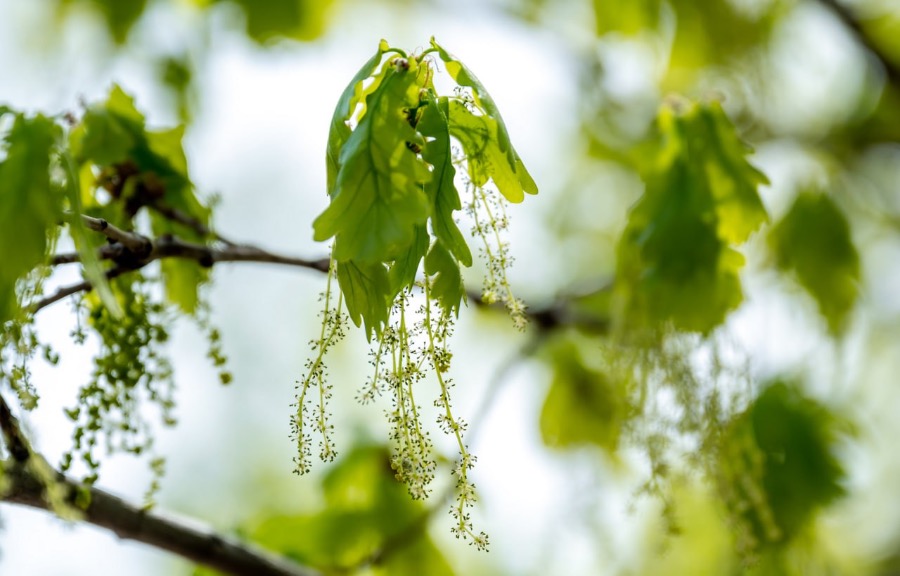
[
  {"xmin": 447, "ymin": 100, "xmax": 533, "ymax": 204},
  {"xmin": 430, "ymin": 38, "xmax": 538, "ymax": 201},
  {"xmin": 55, "ymin": 0, "xmax": 147, "ymax": 44},
  {"xmin": 424, "ymin": 240, "xmax": 466, "ymax": 315},
  {"xmin": 73, "ymin": 86, "xmax": 210, "ymax": 314},
  {"xmin": 768, "ymin": 192, "xmax": 859, "ymax": 335},
  {"xmin": 593, "ymin": 0, "xmax": 662, "ymax": 35},
  {"xmin": 326, "ymin": 40, "xmax": 389, "ymax": 198},
  {"xmin": 337, "ymin": 260, "xmax": 391, "ymax": 340},
  {"xmin": 63, "ymin": 152, "xmax": 123, "ymax": 319},
  {"xmin": 388, "ymin": 225, "xmax": 428, "ymax": 298},
  {"xmin": 196, "ymin": 446, "xmax": 454, "ymax": 574},
  {"xmin": 70, "ymin": 86, "xmax": 144, "ymax": 167},
  {"xmin": 210, "ymin": 0, "xmax": 332, "ymax": 43},
  {"xmin": 0, "ymin": 114, "xmax": 62, "ymax": 321},
  {"xmin": 717, "ymin": 381, "xmax": 846, "ymax": 547},
  {"xmin": 314, "ymin": 63, "xmax": 431, "ymax": 264},
  {"xmin": 692, "ymin": 103, "xmax": 769, "ymax": 244},
  {"xmin": 418, "ymin": 95, "xmax": 472, "ymax": 266},
  {"xmin": 614, "ymin": 101, "xmax": 768, "ymax": 334},
  {"xmin": 539, "ymin": 337, "xmax": 627, "ymax": 451}
]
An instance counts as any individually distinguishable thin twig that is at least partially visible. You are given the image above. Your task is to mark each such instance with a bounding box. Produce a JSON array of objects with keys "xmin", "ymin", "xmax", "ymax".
[
  {"xmin": 77, "ymin": 214, "xmax": 152, "ymax": 256},
  {"xmin": 1, "ymin": 463, "xmax": 320, "ymax": 576},
  {"xmin": 32, "ymin": 268, "xmax": 129, "ymax": 313},
  {"xmin": 38, "ymin": 238, "xmax": 331, "ymax": 313},
  {"xmin": 148, "ymin": 203, "xmax": 236, "ymax": 245}
]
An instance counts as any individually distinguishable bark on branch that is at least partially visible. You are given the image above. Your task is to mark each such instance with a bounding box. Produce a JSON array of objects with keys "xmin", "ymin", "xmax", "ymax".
[{"xmin": 0, "ymin": 393, "xmax": 320, "ymax": 576}]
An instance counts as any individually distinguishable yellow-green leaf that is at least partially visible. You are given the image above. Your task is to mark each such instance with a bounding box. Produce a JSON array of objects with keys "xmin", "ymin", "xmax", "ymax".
[
  {"xmin": 0, "ymin": 114, "xmax": 62, "ymax": 321},
  {"xmin": 539, "ymin": 337, "xmax": 628, "ymax": 451},
  {"xmin": 614, "ymin": 101, "xmax": 767, "ymax": 334}
]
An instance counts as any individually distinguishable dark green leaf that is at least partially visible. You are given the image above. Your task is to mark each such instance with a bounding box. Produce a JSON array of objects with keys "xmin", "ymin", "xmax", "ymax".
[
  {"xmin": 337, "ymin": 260, "xmax": 391, "ymax": 340},
  {"xmin": 418, "ymin": 94, "xmax": 472, "ymax": 266},
  {"xmin": 717, "ymin": 381, "xmax": 846, "ymax": 547},
  {"xmin": 768, "ymin": 192, "xmax": 859, "ymax": 335}
]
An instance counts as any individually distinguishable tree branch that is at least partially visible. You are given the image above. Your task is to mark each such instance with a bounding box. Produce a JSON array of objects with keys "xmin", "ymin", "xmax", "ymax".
[
  {"xmin": 77, "ymin": 214, "xmax": 153, "ymax": 257},
  {"xmin": 818, "ymin": 0, "xmax": 900, "ymax": 89},
  {"xmin": 1, "ymin": 462, "xmax": 322, "ymax": 576},
  {"xmin": 42, "ymin": 230, "xmax": 605, "ymax": 334},
  {"xmin": 37, "ymin": 238, "xmax": 330, "ymax": 313},
  {"xmin": 0, "ymin": 393, "xmax": 321, "ymax": 576}
]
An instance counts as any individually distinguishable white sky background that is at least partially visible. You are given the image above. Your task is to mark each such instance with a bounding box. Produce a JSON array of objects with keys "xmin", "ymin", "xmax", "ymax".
[{"xmin": 2, "ymin": 0, "xmax": 900, "ymax": 574}]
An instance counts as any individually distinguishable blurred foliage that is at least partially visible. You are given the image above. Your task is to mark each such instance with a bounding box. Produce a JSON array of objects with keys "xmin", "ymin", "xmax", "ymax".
[
  {"xmin": 539, "ymin": 333, "xmax": 631, "ymax": 452},
  {"xmin": 194, "ymin": 445, "xmax": 454, "ymax": 576},
  {"xmin": 71, "ymin": 85, "xmax": 211, "ymax": 313},
  {"xmin": 769, "ymin": 191, "xmax": 860, "ymax": 334},
  {"xmin": 613, "ymin": 100, "xmax": 768, "ymax": 335},
  {"xmin": 716, "ymin": 382, "xmax": 847, "ymax": 555},
  {"xmin": 0, "ymin": 111, "xmax": 61, "ymax": 323},
  {"xmin": 55, "ymin": 0, "xmax": 147, "ymax": 44},
  {"xmin": 53, "ymin": 0, "xmax": 334, "ymax": 45}
]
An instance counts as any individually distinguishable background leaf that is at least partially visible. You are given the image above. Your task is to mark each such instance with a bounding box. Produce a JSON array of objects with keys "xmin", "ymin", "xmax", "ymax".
[
  {"xmin": 768, "ymin": 192, "xmax": 860, "ymax": 335},
  {"xmin": 717, "ymin": 381, "xmax": 847, "ymax": 548},
  {"xmin": 0, "ymin": 114, "xmax": 61, "ymax": 321},
  {"xmin": 614, "ymin": 101, "xmax": 767, "ymax": 334}
]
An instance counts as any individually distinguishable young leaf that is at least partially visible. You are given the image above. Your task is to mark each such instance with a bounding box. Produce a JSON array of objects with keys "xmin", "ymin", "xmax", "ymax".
[
  {"xmin": 314, "ymin": 63, "xmax": 431, "ymax": 264},
  {"xmin": 689, "ymin": 102, "xmax": 769, "ymax": 244},
  {"xmin": 768, "ymin": 192, "xmax": 859, "ymax": 335},
  {"xmin": 326, "ymin": 40, "xmax": 389, "ymax": 198},
  {"xmin": 0, "ymin": 114, "xmax": 62, "ymax": 321},
  {"xmin": 337, "ymin": 260, "xmax": 391, "ymax": 340},
  {"xmin": 424, "ymin": 240, "xmax": 465, "ymax": 315},
  {"xmin": 388, "ymin": 225, "xmax": 428, "ymax": 298},
  {"xmin": 217, "ymin": 0, "xmax": 332, "ymax": 43},
  {"xmin": 614, "ymin": 101, "xmax": 768, "ymax": 334},
  {"xmin": 70, "ymin": 85, "xmax": 144, "ymax": 167},
  {"xmin": 418, "ymin": 95, "xmax": 472, "ymax": 266},
  {"xmin": 430, "ymin": 38, "xmax": 538, "ymax": 200},
  {"xmin": 73, "ymin": 86, "xmax": 211, "ymax": 314}
]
